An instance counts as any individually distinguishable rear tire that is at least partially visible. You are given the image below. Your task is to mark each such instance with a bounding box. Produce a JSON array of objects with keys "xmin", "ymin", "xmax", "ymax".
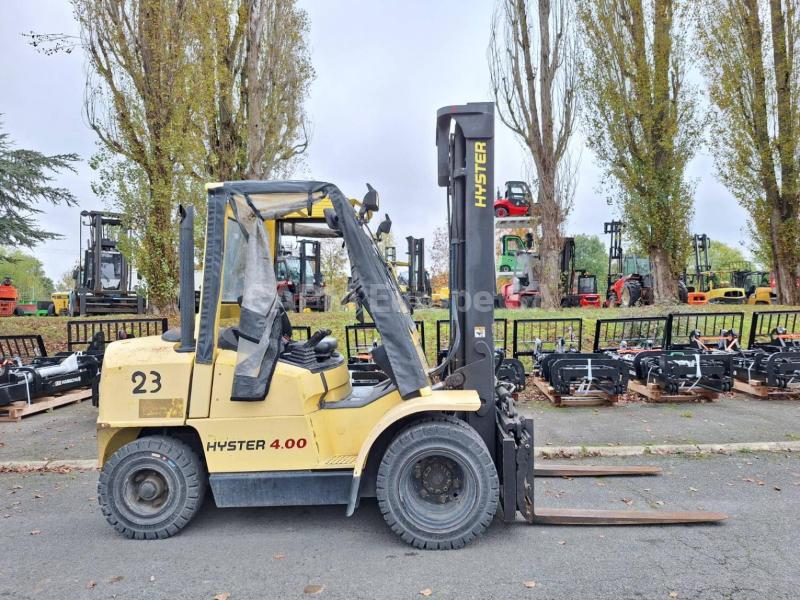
[
  {"xmin": 99, "ymin": 435, "xmax": 206, "ymax": 540},
  {"xmin": 621, "ymin": 281, "xmax": 642, "ymax": 307},
  {"xmin": 376, "ymin": 417, "xmax": 499, "ymax": 550},
  {"xmin": 47, "ymin": 303, "xmax": 55, "ymax": 316}
]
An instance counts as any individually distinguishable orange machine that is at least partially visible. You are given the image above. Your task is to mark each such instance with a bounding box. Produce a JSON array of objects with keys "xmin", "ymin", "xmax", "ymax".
[{"xmin": 0, "ymin": 278, "xmax": 18, "ymax": 317}]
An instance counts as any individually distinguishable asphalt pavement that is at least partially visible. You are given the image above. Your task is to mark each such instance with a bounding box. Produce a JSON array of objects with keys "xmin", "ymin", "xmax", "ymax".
[
  {"xmin": 1, "ymin": 453, "xmax": 798, "ymax": 600},
  {"xmin": 3, "ymin": 397, "xmax": 800, "ymax": 463}
]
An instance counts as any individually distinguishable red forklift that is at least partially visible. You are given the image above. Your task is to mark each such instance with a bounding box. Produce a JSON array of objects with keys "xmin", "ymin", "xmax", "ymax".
[
  {"xmin": 275, "ymin": 239, "xmax": 330, "ymax": 312},
  {"xmin": 560, "ymin": 238, "xmax": 601, "ymax": 308},
  {"xmin": 494, "ymin": 180, "xmax": 535, "ymax": 218},
  {"xmin": 604, "ymin": 220, "xmax": 654, "ymax": 307},
  {"xmin": 0, "ymin": 277, "xmax": 18, "ymax": 317}
]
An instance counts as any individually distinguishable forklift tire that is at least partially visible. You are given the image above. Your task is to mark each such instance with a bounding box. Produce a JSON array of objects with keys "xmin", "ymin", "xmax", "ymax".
[
  {"xmin": 495, "ymin": 207, "xmax": 508, "ymax": 218},
  {"xmin": 47, "ymin": 303, "xmax": 55, "ymax": 316},
  {"xmin": 99, "ymin": 435, "xmax": 206, "ymax": 540},
  {"xmin": 376, "ymin": 417, "xmax": 499, "ymax": 550}
]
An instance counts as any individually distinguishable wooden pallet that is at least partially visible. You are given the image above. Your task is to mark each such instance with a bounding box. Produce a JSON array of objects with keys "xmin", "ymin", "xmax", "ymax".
[
  {"xmin": 531, "ymin": 376, "xmax": 618, "ymax": 407},
  {"xmin": 733, "ymin": 378, "xmax": 800, "ymax": 400},
  {"xmin": 0, "ymin": 389, "xmax": 91, "ymax": 423},
  {"xmin": 628, "ymin": 379, "xmax": 719, "ymax": 404}
]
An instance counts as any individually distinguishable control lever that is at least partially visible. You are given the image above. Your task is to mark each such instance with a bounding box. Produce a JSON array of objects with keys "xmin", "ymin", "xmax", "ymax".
[{"xmin": 304, "ymin": 329, "xmax": 332, "ymax": 348}]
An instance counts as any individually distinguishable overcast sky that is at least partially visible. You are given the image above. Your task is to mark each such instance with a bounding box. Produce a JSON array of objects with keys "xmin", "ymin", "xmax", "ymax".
[{"xmin": 1, "ymin": 0, "xmax": 751, "ymax": 282}]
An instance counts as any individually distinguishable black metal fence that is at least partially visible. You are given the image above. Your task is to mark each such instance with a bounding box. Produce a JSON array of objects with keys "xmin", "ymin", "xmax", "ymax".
[
  {"xmin": 345, "ymin": 321, "xmax": 425, "ymax": 360},
  {"xmin": 747, "ymin": 310, "xmax": 800, "ymax": 348},
  {"xmin": 512, "ymin": 318, "xmax": 582, "ymax": 373},
  {"xmin": 593, "ymin": 317, "xmax": 668, "ymax": 352},
  {"xmin": 67, "ymin": 317, "xmax": 169, "ymax": 352},
  {"xmin": 667, "ymin": 312, "xmax": 744, "ymax": 349},
  {"xmin": 0, "ymin": 334, "xmax": 48, "ymax": 362}
]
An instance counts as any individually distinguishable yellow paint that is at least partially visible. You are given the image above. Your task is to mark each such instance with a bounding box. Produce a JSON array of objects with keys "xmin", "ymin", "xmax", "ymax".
[
  {"xmin": 50, "ymin": 292, "xmax": 70, "ymax": 314},
  {"xmin": 97, "ymin": 335, "xmax": 194, "ymax": 425}
]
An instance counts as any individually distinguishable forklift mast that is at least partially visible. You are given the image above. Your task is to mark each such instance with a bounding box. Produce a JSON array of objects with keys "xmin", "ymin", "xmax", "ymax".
[
  {"xmin": 560, "ymin": 237, "xmax": 576, "ymax": 294},
  {"xmin": 298, "ymin": 239, "xmax": 322, "ymax": 289},
  {"xmin": 405, "ymin": 236, "xmax": 431, "ymax": 296},
  {"xmin": 78, "ymin": 211, "xmax": 131, "ymax": 294},
  {"xmin": 436, "ymin": 102, "xmax": 497, "ymax": 455},
  {"xmin": 604, "ymin": 220, "xmax": 624, "ymax": 291},
  {"xmin": 693, "ymin": 234, "xmax": 711, "ymax": 275}
]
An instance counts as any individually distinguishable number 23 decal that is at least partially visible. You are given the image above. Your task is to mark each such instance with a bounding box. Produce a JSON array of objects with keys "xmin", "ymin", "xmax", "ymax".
[{"xmin": 132, "ymin": 370, "xmax": 162, "ymax": 394}]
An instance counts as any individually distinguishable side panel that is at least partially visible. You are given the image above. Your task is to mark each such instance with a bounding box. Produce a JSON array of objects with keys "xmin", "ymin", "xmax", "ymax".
[{"xmin": 97, "ymin": 336, "xmax": 194, "ymax": 425}]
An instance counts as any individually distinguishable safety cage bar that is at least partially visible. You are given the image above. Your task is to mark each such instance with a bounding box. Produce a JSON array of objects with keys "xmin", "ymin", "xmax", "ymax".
[
  {"xmin": 593, "ymin": 317, "xmax": 668, "ymax": 352},
  {"xmin": 667, "ymin": 312, "xmax": 745, "ymax": 350},
  {"xmin": 345, "ymin": 321, "xmax": 426, "ymax": 361},
  {"xmin": 512, "ymin": 318, "xmax": 583, "ymax": 373},
  {"xmin": 67, "ymin": 317, "xmax": 169, "ymax": 352},
  {"xmin": 435, "ymin": 318, "xmax": 508, "ymax": 361},
  {"xmin": 0, "ymin": 334, "xmax": 48, "ymax": 363},
  {"xmin": 747, "ymin": 310, "xmax": 800, "ymax": 348}
]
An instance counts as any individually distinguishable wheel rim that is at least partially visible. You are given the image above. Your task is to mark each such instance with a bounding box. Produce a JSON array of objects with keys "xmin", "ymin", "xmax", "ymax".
[
  {"xmin": 398, "ymin": 449, "xmax": 478, "ymax": 533},
  {"xmin": 113, "ymin": 457, "xmax": 182, "ymax": 526},
  {"xmin": 621, "ymin": 287, "xmax": 631, "ymax": 306},
  {"xmin": 496, "ymin": 208, "xmax": 508, "ymax": 217},
  {"xmin": 123, "ymin": 468, "xmax": 170, "ymax": 516}
]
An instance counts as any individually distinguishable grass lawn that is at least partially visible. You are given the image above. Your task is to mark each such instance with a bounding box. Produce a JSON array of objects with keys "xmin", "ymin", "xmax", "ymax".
[{"xmin": 2, "ymin": 303, "xmax": 799, "ymax": 363}]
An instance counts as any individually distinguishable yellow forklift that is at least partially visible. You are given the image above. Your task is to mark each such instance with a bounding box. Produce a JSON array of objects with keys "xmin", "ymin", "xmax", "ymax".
[{"xmin": 95, "ymin": 103, "xmax": 725, "ymax": 548}]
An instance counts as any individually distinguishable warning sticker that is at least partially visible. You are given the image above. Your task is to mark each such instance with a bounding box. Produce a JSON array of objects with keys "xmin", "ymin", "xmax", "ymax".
[{"xmin": 474, "ymin": 326, "xmax": 486, "ymax": 338}]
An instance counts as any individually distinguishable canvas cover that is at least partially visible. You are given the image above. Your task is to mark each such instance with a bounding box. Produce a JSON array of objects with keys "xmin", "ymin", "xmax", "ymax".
[{"xmin": 201, "ymin": 180, "xmax": 429, "ymax": 400}]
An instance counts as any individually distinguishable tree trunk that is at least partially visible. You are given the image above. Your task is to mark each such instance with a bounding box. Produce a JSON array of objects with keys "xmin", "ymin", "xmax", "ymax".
[{"xmin": 649, "ymin": 246, "xmax": 679, "ymax": 304}]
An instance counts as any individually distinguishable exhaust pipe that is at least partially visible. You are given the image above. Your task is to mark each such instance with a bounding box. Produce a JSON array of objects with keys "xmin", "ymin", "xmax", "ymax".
[{"xmin": 177, "ymin": 205, "xmax": 196, "ymax": 352}]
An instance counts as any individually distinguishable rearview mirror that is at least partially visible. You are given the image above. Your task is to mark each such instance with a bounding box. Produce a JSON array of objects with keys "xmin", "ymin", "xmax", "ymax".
[
  {"xmin": 376, "ymin": 213, "xmax": 392, "ymax": 240},
  {"xmin": 362, "ymin": 183, "xmax": 379, "ymax": 212}
]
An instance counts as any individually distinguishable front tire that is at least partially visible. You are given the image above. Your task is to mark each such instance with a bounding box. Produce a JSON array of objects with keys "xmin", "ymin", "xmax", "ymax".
[
  {"xmin": 99, "ymin": 436, "xmax": 206, "ymax": 540},
  {"xmin": 621, "ymin": 281, "xmax": 642, "ymax": 307},
  {"xmin": 376, "ymin": 417, "xmax": 499, "ymax": 550}
]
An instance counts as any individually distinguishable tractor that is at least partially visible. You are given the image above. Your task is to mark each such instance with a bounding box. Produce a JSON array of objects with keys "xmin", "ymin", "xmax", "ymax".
[
  {"xmin": 493, "ymin": 180, "xmax": 534, "ymax": 218},
  {"xmin": 94, "ymin": 102, "xmax": 724, "ymax": 549}
]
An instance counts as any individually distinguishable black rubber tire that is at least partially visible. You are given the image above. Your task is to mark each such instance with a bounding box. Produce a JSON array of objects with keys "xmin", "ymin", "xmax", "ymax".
[
  {"xmin": 621, "ymin": 280, "xmax": 642, "ymax": 307},
  {"xmin": 99, "ymin": 435, "xmax": 206, "ymax": 540},
  {"xmin": 495, "ymin": 207, "xmax": 508, "ymax": 218},
  {"xmin": 376, "ymin": 417, "xmax": 499, "ymax": 550},
  {"xmin": 47, "ymin": 303, "xmax": 56, "ymax": 316},
  {"xmin": 499, "ymin": 265, "xmax": 511, "ymax": 272}
]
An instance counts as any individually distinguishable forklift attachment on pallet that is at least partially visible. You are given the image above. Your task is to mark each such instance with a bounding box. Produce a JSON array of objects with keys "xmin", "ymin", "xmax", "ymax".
[
  {"xmin": 0, "ymin": 332, "xmax": 104, "ymax": 406},
  {"xmin": 0, "ymin": 334, "xmax": 48, "ymax": 363},
  {"xmin": 732, "ymin": 310, "xmax": 800, "ymax": 388},
  {"xmin": 595, "ymin": 316, "xmax": 733, "ymax": 394}
]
